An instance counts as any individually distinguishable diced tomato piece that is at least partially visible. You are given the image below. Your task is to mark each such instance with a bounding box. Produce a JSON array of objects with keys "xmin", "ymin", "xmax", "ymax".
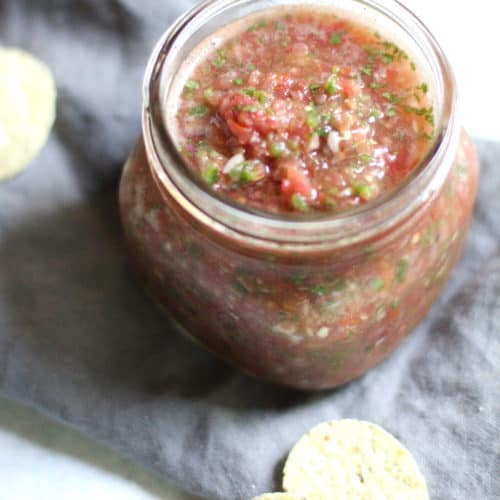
[
  {"xmin": 279, "ymin": 159, "xmax": 313, "ymax": 199},
  {"xmin": 264, "ymin": 72, "xmax": 294, "ymax": 98},
  {"xmin": 226, "ymin": 119, "xmax": 253, "ymax": 144},
  {"xmin": 339, "ymin": 77, "xmax": 361, "ymax": 98}
]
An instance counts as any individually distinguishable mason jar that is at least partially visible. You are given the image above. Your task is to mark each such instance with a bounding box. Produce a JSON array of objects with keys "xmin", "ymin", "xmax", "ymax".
[{"xmin": 119, "ymin": 0, "xmax": 479, "ymax": 390}]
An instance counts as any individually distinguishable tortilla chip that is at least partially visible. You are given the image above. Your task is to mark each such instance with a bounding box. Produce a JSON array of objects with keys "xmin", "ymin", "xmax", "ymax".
[
  {"xmin": 283, "ymin": 419, "xmax": 429, "ymax": 499},
  {"xmin": 0, "ymin": 47, "xmax": 56, "ymax": 181}
]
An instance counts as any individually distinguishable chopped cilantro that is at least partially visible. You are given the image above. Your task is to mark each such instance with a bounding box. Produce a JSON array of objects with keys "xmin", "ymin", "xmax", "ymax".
[
  {"xmin": 310, "ymin": 83, "xmax": 321, "ymax": 92},
  {"xmin": 247, "ymin": 63, "xmax": 256, "ymax": 71},
  {"xmin": 229, "ymin": 160, "xmax": 264, "ymax": 184},
  {"xmin": 325, "ymin": 75, "xmax": 339, "ymax": 95},
  {"xmin": 305, "ymin": 104, "xmax": 321, "ymax": 129},
  {"xmin": 311, "ymin": 284, "xmax": 327, "ymax": 296},
  {"xmin": 417, "ymin": 82, "xmax": 429, "ymax": 94},
  {"xmin": 268, "ymin": 140, "xmax": 287, "ymax": 158},
  {"xmin": 361, "ymin": 64, "xmax": 372, "ymax": 76},
  {"xmin": 396, "ymin": 258, "xmax": 410, "ymax": 283},
  {"xmin": 370, "ymin": 277, "xmax": 385, "ymax": 291},
  {"xmin": 233, "ymin": 78, "xmax": 244, "ymax": 86},
  {"xmin": 248, "ymin": 19, "xmax": 267, "ymax": 32},
  {"xmin": 354, "ymin": 183, "xmax": 375, "ymax": 200},
  {"xmin": 214, "ymin": 49, "xmax": 226, "ymax": 67},
  {"xmin": 189, "ymin": 104, "xmax": 208, "ymax": 117},
  {"xmin": 201, "ymin": 164, "xmax": 219, "ymax": 185},
  {"xmin": 289, "ymin": 273, "xmax": 306, "ymax": 286},
  {"xmin": 405, "ymin": 105, "xmax": 434, "ymax": 126},
  {"xmin": 382, "ymin": 53, "xmax": 394, "ymax": 64},
  {"xmin": 242, "ymin": 105, "xmax": 260, "ymax": 112},
  {"xmin": 184, "ymin": 80, "xmax": 199, "ymax": 90},
  {"xmin": 329, "ymin": 32, "xmax": 343, "ymax": 45},
  {"xmin": 386, "ymin": 105, "xmax": 397, "ymax": 117},
  {"xmin": 291, "ymin": 193, "xmax": 309, "ymax": 212},
  {"xmin": 382, "ymin": 92, "xmax": 399, "ymax": 103}
]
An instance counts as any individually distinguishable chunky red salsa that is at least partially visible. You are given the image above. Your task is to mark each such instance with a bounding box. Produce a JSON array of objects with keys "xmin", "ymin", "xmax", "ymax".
[
  {"xmin": 175, "ymin": 10, "xmax": 434, "ymax": 213},
  {"xmin": 119, "ymin": 3, "xmax": 479, "ymax": 389}
]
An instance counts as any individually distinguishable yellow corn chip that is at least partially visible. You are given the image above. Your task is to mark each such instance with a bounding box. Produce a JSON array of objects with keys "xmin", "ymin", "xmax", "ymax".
[
  {"xmin": 283, "ymin": 419, "xmax": 429, "ymax": 499},
  {"xmin": 0, "ymin": 47, "xmax": 56, "ymax": 180}
]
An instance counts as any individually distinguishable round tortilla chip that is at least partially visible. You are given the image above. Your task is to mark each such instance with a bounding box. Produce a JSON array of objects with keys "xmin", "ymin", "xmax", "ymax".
[
  {"xmin": 0, "ymin": 47, "xmax": 56, "ymax": 181},
  {"xmin": 252, "ymin": 494, "xmax": 304, "ymax": 500},
  {"xmin": 283, "ymin": 419, "xmax": 429, "ymax": 500}
]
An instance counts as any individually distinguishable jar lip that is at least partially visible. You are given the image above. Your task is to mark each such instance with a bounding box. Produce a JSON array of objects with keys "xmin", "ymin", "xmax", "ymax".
[{"xmin": 143, "ymin": 0, "xmax": 459, "ymax": 250}]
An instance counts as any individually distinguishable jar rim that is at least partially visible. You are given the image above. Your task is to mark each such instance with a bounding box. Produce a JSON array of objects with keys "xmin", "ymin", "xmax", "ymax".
[{"xmin": 143, "ymin": 0, "xmax": 459, "ymax": 252}]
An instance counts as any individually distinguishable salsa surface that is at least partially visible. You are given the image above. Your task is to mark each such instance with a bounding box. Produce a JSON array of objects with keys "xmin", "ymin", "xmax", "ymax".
[{"xmin": 174, "ymin": 9, "xmax": 434, "ymax": 214}]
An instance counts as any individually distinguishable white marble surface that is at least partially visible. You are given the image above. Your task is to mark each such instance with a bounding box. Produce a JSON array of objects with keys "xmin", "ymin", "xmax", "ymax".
[{"xmin": 1, "ymin": 1, "xmax": 497, "ymax": 499}]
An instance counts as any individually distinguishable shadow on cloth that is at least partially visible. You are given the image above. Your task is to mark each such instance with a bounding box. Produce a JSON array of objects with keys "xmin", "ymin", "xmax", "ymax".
[{"xmin": 0, "ymin": 185, "xmax": 318, "ymax": 412}]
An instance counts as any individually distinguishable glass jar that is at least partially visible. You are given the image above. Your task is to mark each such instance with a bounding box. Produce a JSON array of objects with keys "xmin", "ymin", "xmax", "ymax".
[{"xmin": 119, "ymin": 0, "xmax": 479, "ymax": 390}]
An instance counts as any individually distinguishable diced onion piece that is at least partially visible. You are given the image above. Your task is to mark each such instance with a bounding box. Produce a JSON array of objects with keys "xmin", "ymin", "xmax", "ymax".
[
  {"xmin": 307, "ymin": 133, "xmax": 320, "ymax": 152},
  {"xmin": 327, "ymin": 131, "xmax": 341, "ymax": 154},
  {"xmin": 222, "ymin": 153, "xmax": 245, "ymax": 173}
]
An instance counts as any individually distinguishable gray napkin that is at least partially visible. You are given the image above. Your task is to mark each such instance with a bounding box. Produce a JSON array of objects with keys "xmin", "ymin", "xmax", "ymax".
[{"xmin": 0, "ymin": 1, "xmax": 499, "ymax": 499}]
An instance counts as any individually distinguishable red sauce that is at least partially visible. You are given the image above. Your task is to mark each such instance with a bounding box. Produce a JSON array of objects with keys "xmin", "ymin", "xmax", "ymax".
[
  {"xmin": 119, "ymin": 6, "xmax": 479, "ymax": 389},
  {"xmin": 175, "ymin": 10, "xmax": 434, "ymax": 213}
]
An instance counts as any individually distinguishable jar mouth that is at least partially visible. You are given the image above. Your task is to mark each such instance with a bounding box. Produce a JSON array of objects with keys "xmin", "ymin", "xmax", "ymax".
[{"xmin": 143, "ymin": 0, "xmax": 459, "ymax": 251}]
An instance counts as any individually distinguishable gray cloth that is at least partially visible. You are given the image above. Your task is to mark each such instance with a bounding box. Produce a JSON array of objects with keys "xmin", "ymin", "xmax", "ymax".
[{"xmin": 0, "ymin": 1, "xmax": 499, "ymax": 499}]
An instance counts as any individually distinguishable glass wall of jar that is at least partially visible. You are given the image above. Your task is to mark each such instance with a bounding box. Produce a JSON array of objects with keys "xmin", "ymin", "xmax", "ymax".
[{"xmin": 119, "ymin": 0, "xmax": 479, "ymax": 390}]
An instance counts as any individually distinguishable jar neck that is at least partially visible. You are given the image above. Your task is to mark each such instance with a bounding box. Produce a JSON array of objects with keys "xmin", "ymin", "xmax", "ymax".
[{"xmin": 142, "ymin": 0, "xmax": 459, "ymax": 254}]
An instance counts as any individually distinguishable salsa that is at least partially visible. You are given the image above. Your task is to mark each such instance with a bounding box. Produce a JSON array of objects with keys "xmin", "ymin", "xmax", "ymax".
[
  {"xmin": 174, "ymin": 10, "xmax": 435, "ymax": 213},
  {"xmin": 120, "ymin": 2, "xmax": 479, "ymax": 389}
]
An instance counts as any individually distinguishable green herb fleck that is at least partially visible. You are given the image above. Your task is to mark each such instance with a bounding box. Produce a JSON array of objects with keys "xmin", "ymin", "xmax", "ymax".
[
  {"xmin": 201, "ymin": 164, "xmax": 219, "ymax": 185},
  {"xmin": 242, "ymin": 105, "xmax": 260, "ymax": 112},
  {"xmin": 329, "ymin": 32, "xmax": 343, "ymax": 45},
  {"xmin": 361, "ymin": 65, "xmax": 372, "ymax": 76},
  {"xmin": 289, "ymin": 274, "xmax": 306, "ymax": 286},
  {"xmin": 396, "ymin": 258, "xmax": 410, "ymax": 283},
  {"xmin": 382, "ymin": 92, "xmax": 399, "ymax": 103},
  {"xmin": 233, "ymin": 78, "xmax": 244, "ymax": 86},
  {"xmin": 291, "ymin": 193, "xmax": 309, "ymax": 212},
  {"xmin": 228, "ymin": 160, "xmax": 264, "ymax": 184},
  {"xmin": 311, "ymin": 285, "xmax": 327, "ymax": 296},
  {"xmin": 305, "ymin": 104, "xmax": 321, "ymax": 129},
  {"xmin": 354, "ymin": 183, "xmax": 375, "ymax": 200},
  {"xmin": 184, "ymin": 80, "xmax": 199, "ymax": 91},
  {"xmin": 369, "ymin": 107, "xmax": 382, "ymax": 119},
  {"xmin": 325, "ymin": 75, "xmax": 339, "ymax": 95},
  {"xmin": 405, "ymin": 105, "xmax": 434, "ymax": 126},
  {"xmin": 268, "ymin": 140, "xmax": 287, "ymax": 158},
  {"xmin": 386, "ymin": 105, "xmax": 397, "ymax": 117},
  {"xmin": 247, "ymin": 63, "xmax": 256, "ymax": 71},
  {"xmin": 248, "ymin": 19, "xmax": 267, "ymax": 32},
  {"xmin": 189, "ymin": 104, "xmax": 208, "ymax": 117},
  {"xmin": 371, "ymin": 277, "xmax": 385, "ymax": 291},
  {"xmin": 214, "ymin": 49, "xmax": 226, "ymax": 67},
  {"xmin": 310, "ymin": 83, "xmax": 321, "ymax": 92},
  {"xmin": 382, "ymin": 53, "xmax": 394, "ymax": 64},
  {"xmin": 417, "ymin": 82, "xmax": 429, "ymax": 94}
]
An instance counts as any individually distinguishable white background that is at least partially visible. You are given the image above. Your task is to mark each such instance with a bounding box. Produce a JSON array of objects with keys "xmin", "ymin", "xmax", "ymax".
[{"xmin": 0, "ymin": 1, "xmax": 498, "ymax": 499}]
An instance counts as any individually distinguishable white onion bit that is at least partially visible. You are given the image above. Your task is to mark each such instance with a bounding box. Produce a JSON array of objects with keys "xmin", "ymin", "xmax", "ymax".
[
  {"xmin": 308, "ymin": 133, "xmax": 320, "ymax": 152},
  {"xmin": 327, "ymin": 130, "xmax": 341, "ymax": 154},
  {"xmin": 222, "ymin": 153, "xmax": 245, "ymax": 173}
]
